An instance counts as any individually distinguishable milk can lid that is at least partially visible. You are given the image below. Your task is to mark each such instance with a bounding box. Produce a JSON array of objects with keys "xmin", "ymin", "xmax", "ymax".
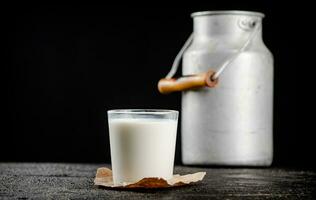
[{"xmin": 191, "ymin": 10, "xmax": 265, "ymax": 18}]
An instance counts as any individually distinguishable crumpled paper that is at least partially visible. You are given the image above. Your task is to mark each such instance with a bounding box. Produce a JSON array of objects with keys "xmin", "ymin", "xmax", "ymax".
[{"xmin": 94, "ymin": 167, "xmax": 206, "ymax": 189}]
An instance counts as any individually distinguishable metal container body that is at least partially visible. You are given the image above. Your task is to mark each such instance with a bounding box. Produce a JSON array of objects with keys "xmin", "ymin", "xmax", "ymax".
[{"xmin": 182, "ymin": 11, "xmax": 274, "ymax": 166}]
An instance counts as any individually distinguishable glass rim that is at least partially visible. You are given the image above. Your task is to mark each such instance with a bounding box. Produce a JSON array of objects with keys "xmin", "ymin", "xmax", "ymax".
[{"xmin": 107, "ymin": 109, "xmax": 178, "ymax": 115}]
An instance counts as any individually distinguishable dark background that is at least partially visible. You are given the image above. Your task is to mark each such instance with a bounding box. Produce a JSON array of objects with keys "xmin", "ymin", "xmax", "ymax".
[{"xmin": 4, "ymin": 3, "xmax": 309, "ymax": 167}]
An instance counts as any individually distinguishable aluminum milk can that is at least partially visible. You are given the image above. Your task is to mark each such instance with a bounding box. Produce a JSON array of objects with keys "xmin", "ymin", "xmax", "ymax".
[{"xmin": 158, "ymin": 11, "xmax": 274, "ymax": 166}]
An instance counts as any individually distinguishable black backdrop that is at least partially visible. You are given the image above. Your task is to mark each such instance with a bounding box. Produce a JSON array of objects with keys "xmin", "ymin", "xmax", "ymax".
[{"xmin": 5, "ymin": 3, "xmax": 309, "ymax": 167}]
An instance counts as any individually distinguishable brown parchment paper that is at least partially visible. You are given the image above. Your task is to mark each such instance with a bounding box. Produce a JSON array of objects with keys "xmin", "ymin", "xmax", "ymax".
[{"xmin": 94, "ymin": 167, "xmax": 206, "ymax": 189}]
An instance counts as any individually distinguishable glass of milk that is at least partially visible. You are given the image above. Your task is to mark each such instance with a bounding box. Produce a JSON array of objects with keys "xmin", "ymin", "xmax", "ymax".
[{"xmin": 108, "ymin": 109, "xmax": 178, "ymax": 185}]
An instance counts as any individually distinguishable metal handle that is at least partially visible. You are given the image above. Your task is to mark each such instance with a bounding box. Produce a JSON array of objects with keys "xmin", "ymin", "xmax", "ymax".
[
  {"xmin": 158, "ymin": 19, "xmax": 260, "ymax": 94},
  {"xmin": 213, "ymin": 19, "xmax": 260, "ymax": 80},
  {"xmin": 166, "ymin": 33, "xmax": 194, "ymax": 79}
]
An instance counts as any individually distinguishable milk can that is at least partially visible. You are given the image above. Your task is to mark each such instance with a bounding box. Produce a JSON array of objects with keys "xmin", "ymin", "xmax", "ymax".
[{"xmin": 158, "ymin": 11, "xmax": 274, "ymax": 166}]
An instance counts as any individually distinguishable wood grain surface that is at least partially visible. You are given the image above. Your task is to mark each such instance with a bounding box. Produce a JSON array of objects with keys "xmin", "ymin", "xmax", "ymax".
[{"xmin": 0, "ymin": 163, "xmax": 315, "ymax": 199}]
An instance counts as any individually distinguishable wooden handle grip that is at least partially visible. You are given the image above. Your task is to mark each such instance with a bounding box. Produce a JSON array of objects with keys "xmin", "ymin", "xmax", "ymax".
[{"xmin": 158, "ymin": 70, "xmax": 218, "ymax": 94}]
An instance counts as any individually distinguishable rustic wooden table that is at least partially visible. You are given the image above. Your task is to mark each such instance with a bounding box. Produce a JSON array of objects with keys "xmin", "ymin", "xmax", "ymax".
[{"xmin": 0, "ymin": 163, "xmax": 315, "ymax": 199}]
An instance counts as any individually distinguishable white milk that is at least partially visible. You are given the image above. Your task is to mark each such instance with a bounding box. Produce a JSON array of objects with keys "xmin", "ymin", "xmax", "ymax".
[{"xmin": 109, "ymin": 118, "xmax": 178, "ymax": 185}]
